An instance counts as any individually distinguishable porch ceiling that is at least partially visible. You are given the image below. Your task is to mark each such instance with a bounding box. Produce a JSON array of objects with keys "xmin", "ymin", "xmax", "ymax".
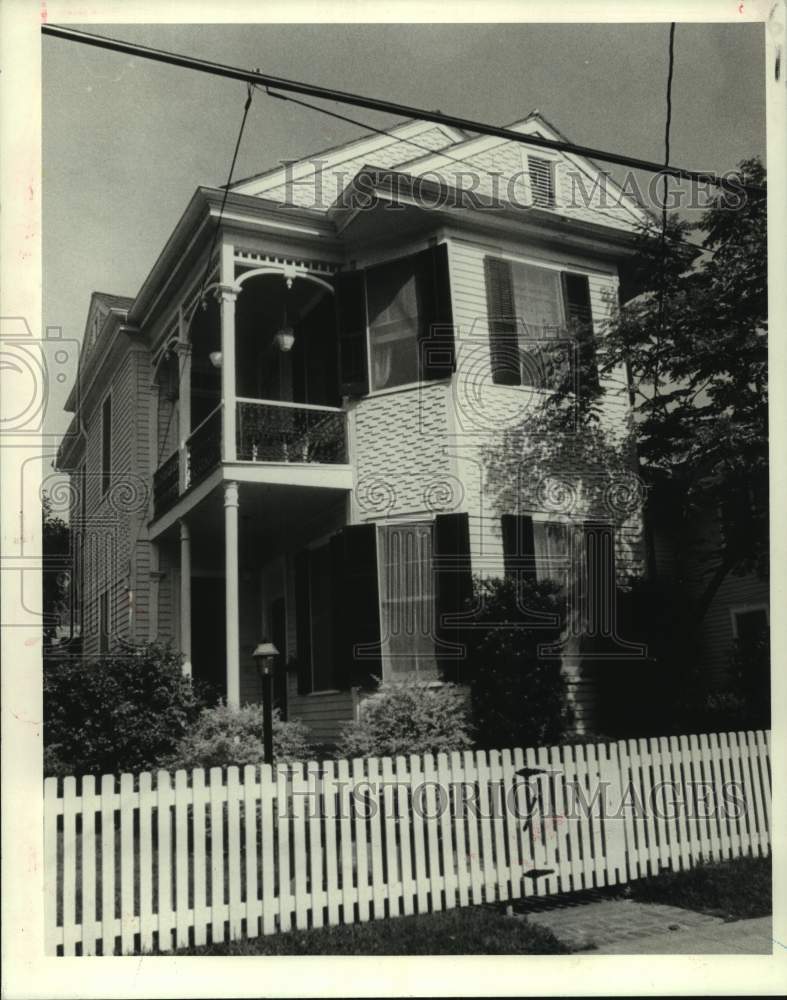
[{"xmin": 164, "ymin": 479, "xmax": 349, "ymax": 566}]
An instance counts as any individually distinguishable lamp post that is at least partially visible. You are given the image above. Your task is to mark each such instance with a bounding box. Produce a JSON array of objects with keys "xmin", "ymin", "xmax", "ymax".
[{"xmin": 253, "ymin": 640, "xmax": 278, "ymax": 765}]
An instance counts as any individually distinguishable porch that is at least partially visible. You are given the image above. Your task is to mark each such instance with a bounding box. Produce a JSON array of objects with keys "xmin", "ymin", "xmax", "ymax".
[{"xmin": 151, "ymin": 261, "xmax": 350, "ymax": 523}]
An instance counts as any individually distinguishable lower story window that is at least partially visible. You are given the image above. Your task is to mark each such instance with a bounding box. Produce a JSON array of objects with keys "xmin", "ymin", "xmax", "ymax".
[
  {"xmin": 308, "ymin": 543, "xmax": 335, "ymax": 691},
  {"xmin": 377, "ymin": 522, "xmax": 437, "ymax": 680}
]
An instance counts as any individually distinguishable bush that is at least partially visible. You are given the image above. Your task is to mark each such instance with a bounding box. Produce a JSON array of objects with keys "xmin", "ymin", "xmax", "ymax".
[
  {"xmin": 164, "ymin": 703, "xmax": 312, "ymax": 771},
  {"xmin": 467, "ymin": 576, "xmax": 573, "ymax": 749},
  {"xmin": 336, "ymin": 679, "xmax": 474, "ymax": 759},
  {"xmin": 44, "ymin": 643, "xmax": 205, "ymax": 777}
]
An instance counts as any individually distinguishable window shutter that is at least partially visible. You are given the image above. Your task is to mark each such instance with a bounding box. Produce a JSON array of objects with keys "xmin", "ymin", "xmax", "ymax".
[
  {"xmin": 434, "ymin": 512, "xmax": 473, "ymax": 683},
  {"xmin": 484, "ymin": 256, "xmax": 520, "ymax": 386},
  {"xmin": 330, "ymin": 524, "xmax": 381, "ymax": 689},
  {"xmin": 501, "ymin": 514, "xmax": 536, "ymax": 581},
  {"xmin": 562, "ymin": 272, "xmax": 598, "ymax": 390},
  {"xmin": 294, "ymin": 550, "xmax": 312, "ymax": 695},
  {"xmin": 334, "ymin": 270, "xmax": 369, "ymax": 397},
  {"xmin": 418, "ymin": 243, "xmax": 455, "ymax": 380}
]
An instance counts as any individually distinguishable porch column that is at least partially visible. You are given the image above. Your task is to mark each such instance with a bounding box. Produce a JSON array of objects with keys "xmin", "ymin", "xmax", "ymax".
[
  {"xmin": 224, "ymin": 480, "xmax": 241, "ymax": 708},
  {"xmin": 218, "ymin": 285, "xmax": 237, "ymax": 462},
  {"xmin": 176, "ymin": 334, "xmax": 192, "ymax": 492},
  {"xmin": 179, "ymin": 519, "xmax": 192, "ymax": 678}
]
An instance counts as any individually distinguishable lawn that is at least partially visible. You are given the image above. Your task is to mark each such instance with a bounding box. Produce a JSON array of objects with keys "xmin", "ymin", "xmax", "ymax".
[
  {"xmin": 627, "ymin": 855, "xmax": 772, "ymax": 921},
  {"xmin": 175, "ymin": 904, "xmax": 569, "ymax": 955}
]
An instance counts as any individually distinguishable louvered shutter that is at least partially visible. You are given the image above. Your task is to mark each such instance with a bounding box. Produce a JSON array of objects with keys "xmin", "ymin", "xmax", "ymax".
[
  {"xmin": 335, "ymin": 269, "xmax": 369, "ymax": 397},
  {"xmin": 484, "ymin": 256, "xmax": 520, "ymax": 385},
  {"xmin": 562, "ymin": 272, "xmax": 599, "ymax": 391},
  {"xmin": 501, "ymin": 514, "xmax": 536, "ymax": 581},
  {"xmin": 418, "ymin": 243, "xmax": 455, "ymax": 380},
  {"xmin": 294, "ymin": 550, "xmax": 312, "ymax": 695},
  {"xmin": 582, "ymin": 521, "xmax": 616, "ymax": 645},
  {"xmin": 331, "ymin": 524, "xmax": 381, "ymax": 689},
  {"xmin": 434, "ymin": 512, "xmax": 473, "ymax": 683}
]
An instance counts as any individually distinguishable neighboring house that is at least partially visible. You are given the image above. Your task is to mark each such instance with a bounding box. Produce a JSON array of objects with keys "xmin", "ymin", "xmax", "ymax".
[{"xmin": 56, "ymin": 111, "xmax": 652, "ymax": 743}]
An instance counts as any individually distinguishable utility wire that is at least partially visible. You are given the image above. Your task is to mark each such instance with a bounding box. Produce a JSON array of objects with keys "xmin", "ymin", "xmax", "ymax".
[{"xmin": 41, "ymin": 22, "xmax": 764, "ymax": 195}]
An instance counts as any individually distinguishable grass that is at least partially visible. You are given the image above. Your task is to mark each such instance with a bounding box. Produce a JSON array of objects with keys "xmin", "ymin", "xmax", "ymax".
[
  {"xmin": 174, "ymin": 905, "xmax": 569, "ymax": 956},
  {"xmin": 627, "ymin": 855, "xmax": 772, "ymax": 921}
]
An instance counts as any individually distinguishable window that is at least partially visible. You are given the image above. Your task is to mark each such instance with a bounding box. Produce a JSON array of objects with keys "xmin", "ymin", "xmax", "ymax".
[
  {"xmin": 99, "ymin": 589, "xmax": 110, "ymax": 654},
  {"xmin": 366, "ymin": 255, "xmax": 426, "ymax": 391},
  {"xmin": 378, "ymin": 523, "xmax": 438, "ymax": 679},
  {"xmin": 732, "ymin": 606, "xmax": 769, "ymax": 642},
  {"xmin": 528, "ymin": 156, "xmax": 555, "ymax": 208},
  {"xmin": 484, "ymin": 256, "xmax": 595, "ymax": 389},
  {"xmin": 101, "ymin": 393, "xmax": 112, "ymax": 496}
]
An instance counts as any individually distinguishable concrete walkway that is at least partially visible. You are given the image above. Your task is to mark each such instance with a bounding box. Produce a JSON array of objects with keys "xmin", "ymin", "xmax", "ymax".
[
  {"xmin": 514, "ymin": 897, "xmax": 773, "ymax": 954},
  {"xmin": 592, "ymin": 915, "xmax": 773, "ymax": 954}
]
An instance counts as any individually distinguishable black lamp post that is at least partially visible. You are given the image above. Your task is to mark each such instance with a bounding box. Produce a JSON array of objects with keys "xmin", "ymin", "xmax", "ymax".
[{"xmin": 253, "ymin": 640, "xmax": 278, "ymax": 765}]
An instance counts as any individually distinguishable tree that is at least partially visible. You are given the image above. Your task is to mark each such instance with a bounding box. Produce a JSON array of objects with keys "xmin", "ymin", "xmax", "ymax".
[
  {"xmin": 599, "ymin": 158, "xmax": 768, "ymax": 624},
  {"xmin": 42, "ymin": 491, "xmax": 71, "ymax": 646}
]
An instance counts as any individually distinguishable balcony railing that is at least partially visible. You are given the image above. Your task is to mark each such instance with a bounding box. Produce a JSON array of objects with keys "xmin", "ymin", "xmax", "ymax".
[
  {"xmin": 153, "ymin": 450, "xmax": 179, "ymax": 518},
  {"xmin": 186, "ymin": 403, "xmax": 223, "ymax": 489},
  {"xmin": 236, "ymin": 398, "xmax": 347, "ymax": 464},
  {"xmin": 151, "ymin": 398, "xmax": 348, "ymax": 520}
]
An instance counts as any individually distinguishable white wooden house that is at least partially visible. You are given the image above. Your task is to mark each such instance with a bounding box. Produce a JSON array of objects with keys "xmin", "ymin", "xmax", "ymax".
[{"xmin": 56, "ymin": 111, "xmax": 653, "ymax": 742}]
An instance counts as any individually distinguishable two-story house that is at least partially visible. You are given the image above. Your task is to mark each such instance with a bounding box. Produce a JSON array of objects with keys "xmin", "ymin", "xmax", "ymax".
[{"xmin": 56, "ymin": 111, "xmax": 651, "ymax": 744}]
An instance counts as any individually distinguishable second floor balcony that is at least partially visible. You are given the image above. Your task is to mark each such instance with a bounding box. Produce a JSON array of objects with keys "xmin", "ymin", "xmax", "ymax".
[{"xmin": 153, "ymin": 397, "xmax": 349, "ymax": 520}]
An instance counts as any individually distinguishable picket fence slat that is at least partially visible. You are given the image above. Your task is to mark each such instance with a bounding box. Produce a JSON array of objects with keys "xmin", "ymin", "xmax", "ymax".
[
  {"xmin": 100, "ymin": 774, "xmax": 115, "ymax": 955},
  {"xmin": 393, "ymin": 756, "xmax": 413, "ymax": 916},
  {"xmin": 44, "ymin": 729, "xmax": 773, "ymax": 956}
]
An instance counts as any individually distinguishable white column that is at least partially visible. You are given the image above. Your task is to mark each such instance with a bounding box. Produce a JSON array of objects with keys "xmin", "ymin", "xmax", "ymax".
[
  {"xmin": 179, "ymin": 519, "xmax": 192, "ymax": 678},
  {"xmin": 218, "ymin": 285, "xmax": 237, "ymax": 462},
  {"xmin": 224, "ymin": 480, "xmax": 241, "ymax": 708}
]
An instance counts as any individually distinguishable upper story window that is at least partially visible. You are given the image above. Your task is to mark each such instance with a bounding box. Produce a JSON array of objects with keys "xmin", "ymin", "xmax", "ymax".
[
  {"xmin": 101, "ymin": 393, "xmax": 112, "ymax": 497},
  {"xmin": 528, "ymin": 155, "xmax": 555, "ymax": 208},
  {"xmin": 334, "ymin": 243, "xmax": 454, "ymax": 397},
  {"xmin": 484, "ymin": 255, "xmax": 597, "ymax": 390},
  {"xmin": 367, "ymin": 254, "xmax": 425, "ymax": 391}
]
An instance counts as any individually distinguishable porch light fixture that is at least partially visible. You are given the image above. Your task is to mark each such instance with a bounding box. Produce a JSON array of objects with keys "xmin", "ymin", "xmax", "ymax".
[
  {"xmin": 273, "ymin": 327, "xmax": 295, "ymax": 352},
  {"xmin": 209, "ymin": 350, "xmax": 223, "ymax": 369},
  {"xmin": 253, "ymin": 640, "xmax": 278, "ymax": 765}
]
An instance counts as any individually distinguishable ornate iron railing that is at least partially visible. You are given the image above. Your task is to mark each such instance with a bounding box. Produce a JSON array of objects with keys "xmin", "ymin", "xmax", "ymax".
[
  {"xmin": 186, "ymin": 404, "xmax": 223, "ymax": 487},
  {"xmin": 236, "ymin": 399, "xmax": 347, "ymax": 464},
  {"xmin": 153, "ymin": 450, "xmax": 179, "ymax": 518}
]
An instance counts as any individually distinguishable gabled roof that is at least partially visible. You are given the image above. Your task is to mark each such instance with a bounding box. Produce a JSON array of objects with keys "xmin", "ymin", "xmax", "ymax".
[{"xmin": 92, "ymin": 291, "xmax": 134, "ymax": 310}]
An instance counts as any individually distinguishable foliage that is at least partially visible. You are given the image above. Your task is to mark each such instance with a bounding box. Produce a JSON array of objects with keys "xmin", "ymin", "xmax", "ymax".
[
  {"xmin": 164, "ymin": 702, "xmax": 312, "ymax": 770},
  {"xmin": 336, "ymin": 678, "xmax": 474, "ymax": 759},
  {"xmin": 730, "ymin": 631, "xmax": 770, "ymax": 728},
  {"xmin": 44, "ymin": 642, "xmax": 205, "ymax": 777},
  {"xmin": 42, "ymin": 491, "xmax": 71, "ymax": 646},
  {"xmin": 599, "ymin": 159, "xmax": 768, "ymax": 610},
  {"xmin": 628, "ymin": 856, "xmax": 771, "ymax": 921},
  {"xmin": 467, "ymin": 576, "xmax": 573, "ymax": 749},
  {"xmin": 175, "ymin": 903, "xmax": 568, "ymax": 956}
]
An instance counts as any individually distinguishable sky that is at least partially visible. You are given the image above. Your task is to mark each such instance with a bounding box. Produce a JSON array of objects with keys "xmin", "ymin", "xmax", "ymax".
[{"xmin": 42, "ymin": 21, "xmax": 766, "ymax": 439}]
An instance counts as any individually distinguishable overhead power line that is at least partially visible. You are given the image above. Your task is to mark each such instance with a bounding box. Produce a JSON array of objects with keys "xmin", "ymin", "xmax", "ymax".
[{"xmin": 41, "ymin": 23, "xmax": 763, "ymax": 195}]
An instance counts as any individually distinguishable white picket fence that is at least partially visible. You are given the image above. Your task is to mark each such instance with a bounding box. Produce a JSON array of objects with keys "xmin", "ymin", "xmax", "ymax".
[{"xmin": 44, "ymin": 729, "xmax": 772, "ymax": 955}]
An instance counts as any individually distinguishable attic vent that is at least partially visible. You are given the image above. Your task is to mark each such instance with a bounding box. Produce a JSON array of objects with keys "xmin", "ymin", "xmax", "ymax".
[{"xmin": 528, "ymin": 155, "xmax": 555, "ymax": 208}]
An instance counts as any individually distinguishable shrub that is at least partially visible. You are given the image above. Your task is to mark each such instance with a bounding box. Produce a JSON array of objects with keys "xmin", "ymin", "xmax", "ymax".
[
  {"xmin": 467, "ymin": 575, "xmax": 573, "ymax": 749},
  {"xmin": 336, "ymin": 679, "xmax": 474, "ymax": 759},
  {"xmin": 164, "ymin": 702, "xmax": 312, "ymax": 771},
  {"xmin": 44, "ymin": 643, "xmax": 205, "ymax": 777}
]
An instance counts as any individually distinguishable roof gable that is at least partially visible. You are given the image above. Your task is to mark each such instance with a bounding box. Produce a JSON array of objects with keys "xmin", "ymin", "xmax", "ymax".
[
  {"xmin": 390, "ymin": 112, "xmax": 652, "ymax": 233},
  {"xmin": 230, "ymin": 118, "xmax": 466, "ymax": 205}
]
